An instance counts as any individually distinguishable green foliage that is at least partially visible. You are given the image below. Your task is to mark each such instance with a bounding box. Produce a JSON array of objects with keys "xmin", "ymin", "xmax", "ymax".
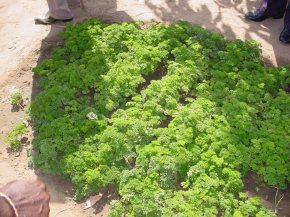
[
  {"xmin": 10, "ymin": 90, "xmax": 23, "ymax": 107},
  {"xmin": 30, "ymin": 19, "xmax": 289, "ymax": 216},
  {"xmin": 5, "ymin": 122, "xmax": 28, "ymax": 150}
]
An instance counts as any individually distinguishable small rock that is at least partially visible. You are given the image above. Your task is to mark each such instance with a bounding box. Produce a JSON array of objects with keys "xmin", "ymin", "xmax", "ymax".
[
  {"xmin": 255, "ymin": 187, "xmax": 260, "ymax": 192},
  {"xmin": 15, "ymin": 152, "xmax": 20, "ymax": 157}
]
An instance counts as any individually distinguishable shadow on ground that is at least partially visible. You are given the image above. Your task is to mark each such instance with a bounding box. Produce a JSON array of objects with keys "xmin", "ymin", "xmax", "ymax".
[{"xmin": 141, "ymin": 0, "xmax": 289, "ymax": 65}]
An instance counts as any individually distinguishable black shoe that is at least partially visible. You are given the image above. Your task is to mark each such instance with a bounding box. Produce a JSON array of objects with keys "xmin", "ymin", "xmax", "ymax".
[
  {"xmin": 245, "ymin": 10, "xmax": 283, "ymax": 22},
  {"xmin": 279, "ymin": 28, "xmax": 290, "ymax": 44},
  {"xmin": 34, "ymin": 15, "xmax": 73, "ymax": 25}
]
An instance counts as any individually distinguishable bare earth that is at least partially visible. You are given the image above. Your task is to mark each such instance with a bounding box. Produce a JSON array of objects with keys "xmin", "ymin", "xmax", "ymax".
[{"xmin": 0, "ymin": 0, "xmax": 289, "ymax": 217}]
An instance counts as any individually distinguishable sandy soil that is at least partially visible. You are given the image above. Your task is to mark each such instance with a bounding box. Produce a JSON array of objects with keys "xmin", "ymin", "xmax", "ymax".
[{"xmin": 0, "ymin": 0, "xmax": 289, "ymax": 217}]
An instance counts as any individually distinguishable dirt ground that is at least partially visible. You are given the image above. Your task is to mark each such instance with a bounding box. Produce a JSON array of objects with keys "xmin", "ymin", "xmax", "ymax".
[{"xmin": 0, "ymin": 0, "xmax": 289, "ymax": 217}]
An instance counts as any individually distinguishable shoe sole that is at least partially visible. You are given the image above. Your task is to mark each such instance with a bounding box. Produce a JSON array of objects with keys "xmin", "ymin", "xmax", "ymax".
[
  {"xmin": 61, "ymin": 18, "xmax": 74, "ymax": 22},
  {"xmin": 245, "ymin": 15, "xmax": 283, "ymax": 22},
  {"xmin": 35, "ymin": 18, "xmax": 73, "ymax": 25}
]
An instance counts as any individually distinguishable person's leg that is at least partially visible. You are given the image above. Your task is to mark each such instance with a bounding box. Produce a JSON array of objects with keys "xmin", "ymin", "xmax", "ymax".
[
  {"xmin": 264, "ymin": 0, "xmax": 288, "ymax": 17},
  {"xmin": 279, "ymin": 2, "xmax": 290, "ymax": 44},
  {"xmin": 47, "ymin": 0, "xmax": 73, "ymax": 20},
  {"xmin": 284, "ymin": 2, "xmax": 290, "ymax": 29},
  {"xmin": 245, "ymin": 0, "xmax": 287, "ymax": 22},
  {"xmin": 35, "ymin": 0, "xmax": 73, "ymax": 24}
]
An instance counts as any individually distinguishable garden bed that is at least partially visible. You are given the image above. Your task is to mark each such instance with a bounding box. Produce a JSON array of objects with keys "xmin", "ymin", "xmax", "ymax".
[{"xmin": 30, "ymin": 19, "xmax": 290, "ymax": 216}]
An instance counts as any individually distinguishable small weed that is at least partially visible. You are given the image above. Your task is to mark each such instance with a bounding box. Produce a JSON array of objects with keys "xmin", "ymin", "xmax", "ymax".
[
  {"xmin": 10, "ymin": 91, "xmax": 24, "ymax": 109},
  {"xmin": 5, "ymin": 122, "xmax": 28, "ymax": 151}
]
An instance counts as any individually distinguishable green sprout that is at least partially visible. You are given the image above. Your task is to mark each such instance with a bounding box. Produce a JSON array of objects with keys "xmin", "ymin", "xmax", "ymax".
[
  {"xmin": 10, "ymin": 90, "xmax": 24, "ymax": 108},
  {"xmin": 5, "ymin": 122, "xmax": 28, "ymax": 151}
]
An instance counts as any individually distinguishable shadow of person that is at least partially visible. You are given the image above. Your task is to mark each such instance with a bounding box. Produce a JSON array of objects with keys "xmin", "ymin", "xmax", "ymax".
[
  {"xmin": 143, "ymin": 0, "xmax": 236, "ymax": 40},
  {"xmin": 82, "ymin": 0, "xmax": 133, "ymax": 22},
  {"xmin": 142, "ymin": 0, "xmax": 289, "ymax": 66},
  {"xmin": 34, "ymin": 0, "xmax": 134, "ymax": 59}
]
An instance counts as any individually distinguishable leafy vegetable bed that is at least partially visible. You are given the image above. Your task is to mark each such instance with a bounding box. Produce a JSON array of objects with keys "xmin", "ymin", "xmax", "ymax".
[{"xmin": 31, "ymin": 19, "xmax": 290, "ymax": 216}]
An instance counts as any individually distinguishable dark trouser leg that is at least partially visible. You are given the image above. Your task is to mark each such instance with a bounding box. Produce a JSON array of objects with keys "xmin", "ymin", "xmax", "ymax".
[
  {"xmin": 284, "ymin": 2, "xmax": 290, "ymax": 30},
  {"xmin": 279, "ymin": 2, "xmax": 290, "ymax": 44},
  {"xmin": 264, "ymin": 0, "xmax": 288, "ymax": 17},
  {"xmin": 47, "ymin": 0, "xmax": 73, "ymax": 20}
]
